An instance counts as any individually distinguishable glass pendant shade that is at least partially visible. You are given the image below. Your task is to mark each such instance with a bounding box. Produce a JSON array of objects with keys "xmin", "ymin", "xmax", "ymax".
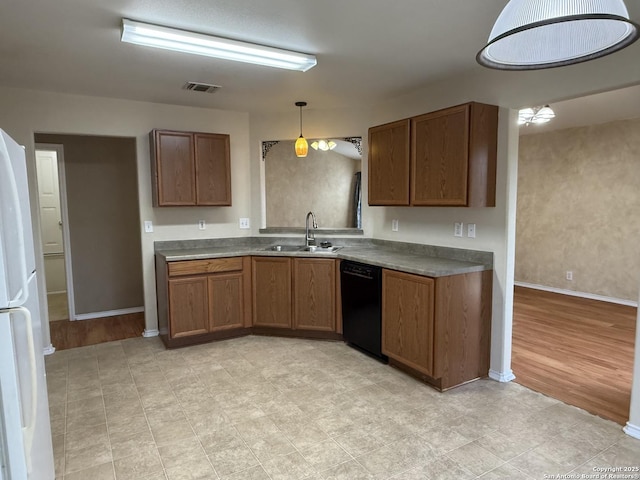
[
  {"xmin": 477, "ymin": 0, "xmax": 640, "ymax": 69},
  {"xmin": 311, "ymin": 140, "xmax": 337, "ymax": 151},
  {"xmin": 295, "ymin": 136, "xmax": 308, "ymax": 157},
  {"xmin": 294, "ymin": 101, "xmax": 308, "ymax": 158},
  {"xmin": 518, "ymin": 105, "xmax": 556, "ymax": 126}
]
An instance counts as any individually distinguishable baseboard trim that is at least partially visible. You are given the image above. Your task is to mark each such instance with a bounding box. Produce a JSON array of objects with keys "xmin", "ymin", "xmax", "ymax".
[
  {"xmin": 74, "ymin": 307, "xmax": 144, "ymax": 321},
  {"xmin": 515, "ymin": 282, "xmax": 638, "ymax": 307},
  {"xmin": 142, "ymin": 329, "xmax": 159, "ymax": 338},
  {"xmin": 623, "ymin": 421, "xmax": 640, "ymax": 440},
  {"xmin": 489, "ymin": 369, "xmax": 516, "ymax": 382},
  {"xmin": 43, "ymin": 344, "xmax": 56, "ymax": 356}
]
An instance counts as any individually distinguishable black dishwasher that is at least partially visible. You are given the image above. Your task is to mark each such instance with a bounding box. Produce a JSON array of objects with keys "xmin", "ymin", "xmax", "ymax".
[{"xmin": 340, "ymin": 261, "xmax": 387, "ymax": 362}]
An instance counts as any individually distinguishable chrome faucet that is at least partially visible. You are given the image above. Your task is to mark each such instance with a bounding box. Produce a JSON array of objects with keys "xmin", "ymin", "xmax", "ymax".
[{"xmin": 305, "ymin": 211, "xmax": 318, "ymax": 247}]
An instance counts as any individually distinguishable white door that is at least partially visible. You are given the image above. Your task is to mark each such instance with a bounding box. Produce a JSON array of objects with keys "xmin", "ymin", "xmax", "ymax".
[{"xmin": 35, "ymin": 150, "xmax": 63, "ymax": 256}]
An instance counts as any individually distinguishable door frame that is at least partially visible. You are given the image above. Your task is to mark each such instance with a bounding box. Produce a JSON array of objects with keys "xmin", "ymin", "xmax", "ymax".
[{"xmin": 35, "ymin": 143, "xmax": 76, "ymax": 322}]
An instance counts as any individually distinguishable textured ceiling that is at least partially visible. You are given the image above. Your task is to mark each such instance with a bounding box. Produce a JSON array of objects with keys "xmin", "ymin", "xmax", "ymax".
[{"xmin": 1, "ymin": 0, "xmax": 639, "ymax": 118}]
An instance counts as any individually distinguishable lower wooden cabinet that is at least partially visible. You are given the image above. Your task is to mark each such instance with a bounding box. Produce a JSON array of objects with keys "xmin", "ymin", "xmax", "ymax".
[
  {"xmin": 382, "ymin": 270, "xmax": 435, "ymax": 375},
  {"xmin": 168, "ymin": 276, "xmax": 209, "ymax": 338},
  {"xmin": 251, "ymin": 257, "xmax": 292, "ymax": 328},
  {"xmin": 293, "ymin": 258, "xmax": 336, "ymax": 331},
  {"xmin": 382, "ymin": 268, "xmax": 491, "ymax": 390},
  {"xmin": 156, "ymin": 256, "xmax": 251, "ymax": 347},
  {"xmin": 252, "ymin": 257, "xmax": 339, "ymax": 335}
]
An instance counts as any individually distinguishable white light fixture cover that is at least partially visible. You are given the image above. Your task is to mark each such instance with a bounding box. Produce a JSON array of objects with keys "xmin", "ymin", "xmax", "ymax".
[
  {"xmin": 121, "ymin": 19, "xmax": 317, "ymax": 72},
  {"xmin": 518, "ymin": 105, "xmax": 556, "ymax": 125},
  {"xmin": 311, "ymin": 140, "xmax": 337, "ymax": 151},
  {"xmin": 477, "ymin": 0, "xmax": 639, "ymax": 69}
]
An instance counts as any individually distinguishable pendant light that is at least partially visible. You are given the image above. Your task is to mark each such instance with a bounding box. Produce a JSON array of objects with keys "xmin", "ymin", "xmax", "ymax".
[
  {"xmin": 518, "ymin": 105, "xmax": 556, "ymax": 126},
  {"xmin": 311, "ymin": 140, "xmax": 337, "ymax": 151},
  {"xmin": 294, "ymin": 101, "xmax": 308, "ymax": 158},
  {"xmin": 477, "ymin": 0, "xmax": 640, "ymax": 70}
]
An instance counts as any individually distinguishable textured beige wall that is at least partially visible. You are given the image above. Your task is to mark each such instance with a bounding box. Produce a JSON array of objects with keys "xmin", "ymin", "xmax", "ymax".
[
  {"xmin": 34, "ymin": 133, "xmax": 144, "ymax": 315},
  {"xmin": 516, "ymin": 117, "xmax": 640, "ymax": 301},
  {"xmin": 265, "ymin": 140, "xmax": 361, "ymax": 228}
]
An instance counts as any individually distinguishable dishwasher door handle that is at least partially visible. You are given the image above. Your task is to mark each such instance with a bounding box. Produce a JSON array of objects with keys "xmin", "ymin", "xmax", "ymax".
[{"xmin": 342, "ymin": 270, "xmax": 375, "ymax": 280}]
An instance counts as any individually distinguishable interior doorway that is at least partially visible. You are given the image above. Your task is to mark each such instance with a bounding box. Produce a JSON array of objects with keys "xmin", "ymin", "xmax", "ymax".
[
  {"xmin": 511, "ymin": 86, "xmax": 640, "ymax": 424},
  {"xmin": 35, "ymin": 144, "xmax": 74, "ymax": 323}
]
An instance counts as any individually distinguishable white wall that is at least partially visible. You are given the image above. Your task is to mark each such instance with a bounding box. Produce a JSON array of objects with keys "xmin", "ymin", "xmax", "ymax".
[{"xmin": 0, "ymin": 87, "xmax": 251, "ymax": 339}]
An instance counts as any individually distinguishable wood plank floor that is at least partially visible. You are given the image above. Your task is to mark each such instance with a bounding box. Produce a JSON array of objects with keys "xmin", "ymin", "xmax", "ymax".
[
  {"xmin": 512, "ymin": 286, "xmax": 637, "ymax": 425},
  {"xmin": 49, "ymin": 312, "xmax": 145, "ymax": 350}
]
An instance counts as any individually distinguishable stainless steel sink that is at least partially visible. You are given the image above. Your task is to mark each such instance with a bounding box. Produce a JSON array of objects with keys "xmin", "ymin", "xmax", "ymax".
[
  {"xmin": 264, "ymin": 245, "xmax": 305, "ymax": 252},
  {"xmin": 264, "ymin": 244, "xmax": 342, "ymax": 253},
  {"xmin": 300, "ymin": 245, "xmax": 342, "ymax": 253}
]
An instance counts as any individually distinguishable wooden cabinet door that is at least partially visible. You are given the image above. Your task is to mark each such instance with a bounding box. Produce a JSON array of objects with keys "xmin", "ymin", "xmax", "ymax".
[
  {"xmin": 152, "ymin": 130, "xmax": 196, "ymax": 206},
  {"xmin": 293, "ymin": 258, "xmax": 335, "ymax": 331},
  {"xmin": 195, "ymin": 133, "xmax": 231, "ymax": 206},
  {"xmin": 368, "ymin": 119, "xmax": 410, "ymax": 206},
  {"xmin": 168, "ymin": 276, "xmax": 209, "ymax": 338},
  {"xmin": 411, "ymin": 104, "xmax": 469, "ymax": 206},
  {"xmin": 208, "ymin": 272, "xmax": 244, "ymax": 332},
  {"xmin": 382, "ymin": 269, "xmax": 435, "ymax": 376},
  {"xmin": 252, "ymin": 257, "xmax": 292, "ymax": 328}
]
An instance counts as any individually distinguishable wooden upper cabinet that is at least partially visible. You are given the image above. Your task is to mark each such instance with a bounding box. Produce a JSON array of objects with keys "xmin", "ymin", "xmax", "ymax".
[
  {"xmin": 368, "ymin": 119, "xmax": 411, "ymax": 206},
  {"xmin": 150, "ymin": 129, "xmax": 231, "ymax": 207},
  {"xmin": 411, "ymin": 105, "xmax": 469, "ymax": 206},
  {"xmin": 152, "ymin": 131, "xmax": 195, "ymax": 206},
  {"xmin": 195, "ymin": 133, "xmax": 231, "ymax": 205},
  {"xmin": 411, "ymin": 102, "xmax": 497, "ymax": 207},
  {"xmin": 368, "ymin": 102, "xmax": 498, "ymax": 208}
]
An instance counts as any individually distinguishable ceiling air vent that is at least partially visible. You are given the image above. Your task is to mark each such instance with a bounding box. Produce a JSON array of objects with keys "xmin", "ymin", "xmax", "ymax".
[{"xmin": 183, "ymin": 82, "xmax": 221, "ymax": 94}]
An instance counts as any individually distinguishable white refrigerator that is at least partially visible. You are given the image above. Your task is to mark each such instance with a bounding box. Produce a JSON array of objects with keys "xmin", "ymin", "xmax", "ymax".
[{"xmin": 0, "ymin": 129, "xmax": 55, "ymax": 479}]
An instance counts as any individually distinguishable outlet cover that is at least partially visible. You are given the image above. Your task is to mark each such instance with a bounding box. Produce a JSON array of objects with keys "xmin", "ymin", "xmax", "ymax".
[
  {"xmin": 467, "ymin": 223, "xmax": 476, "ymax": 238},
  {"xmin": 391, "ymin": 219, "xmax": 399, "ymax": 232},
  {"xmin": 144, "ymin": 221, "xmax": 153, "ymax": 233},
  {"xmin": 566, "ymin": 271, "xmax": 573, "ymax": 281},
  {"xmin": 198, "ymin": 220, "xmax": 206, "ymax": 230},
  {"xmin": 454, "ymin": 222, "xmax": 463, "ymax": 237},
  {"xmin": 239, "ymin": 218, "xmax": 250, "ymax": 229}
]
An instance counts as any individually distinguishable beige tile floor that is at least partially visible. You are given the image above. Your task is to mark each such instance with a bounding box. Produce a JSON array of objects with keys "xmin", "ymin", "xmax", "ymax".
[{"xmin": 46, "ymin": 335, "xmax": 640, "ymax": 480}]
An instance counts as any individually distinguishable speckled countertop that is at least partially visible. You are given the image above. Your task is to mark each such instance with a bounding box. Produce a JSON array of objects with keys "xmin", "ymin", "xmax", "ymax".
[{"xmin": 155, "ymin": 238, "xmax": 493, "ymax": 278}]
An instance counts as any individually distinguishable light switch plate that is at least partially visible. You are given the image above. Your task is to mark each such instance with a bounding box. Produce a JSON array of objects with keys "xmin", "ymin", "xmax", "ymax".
[
  {"xmin": 239, "ymin": 218, "xmax": 250, "ymax": 229},
  {"xmin": 144, "ymin": 221, "xmax": 153, "ymax": 233},
  {"xmin": 454, "ymin": 222, "xmax": 463, "ymax": 237},
  {"xmin": 467, "ymin": 223, "xmax": 476, "ymax": 238},
  {"xmin": 391, "ymin": 219, "xmax": 399, "ymax": 232}
]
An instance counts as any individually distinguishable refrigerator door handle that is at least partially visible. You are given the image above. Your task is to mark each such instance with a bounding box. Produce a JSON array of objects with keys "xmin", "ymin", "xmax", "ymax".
[
  {"xmin": 0, "ymin": 136, "xmax": 30, "ymax": 307},
  {"xmin": 8, "ymin": 306, "xmax": 38, "ymax": 473}
]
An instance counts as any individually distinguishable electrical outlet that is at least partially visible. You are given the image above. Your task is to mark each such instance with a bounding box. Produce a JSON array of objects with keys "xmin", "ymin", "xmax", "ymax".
[
  {"xmin": 391, "ymin": 219, "xmax": 399, "ymax": 232},
  {"xmin": 198, "ymin": 220, "xmax": 206, "ymax": 230},
  {"xmin": 566, "ymin": 271, "xmax": 573, "ymax": 281},
  {"xmin": 467, "ymin": 223, "xmax": 476, "ymax": 238},
  {"xmin": 239, "ymin": 218, "xmax": 250, "ymax": 229},
  {"xmin": 454, "ymin": 222, "xmax": 463, "ymax": 237},
  {"xmin": 143, "ymin": 220, "xmax": 153, "ymax": 233}
]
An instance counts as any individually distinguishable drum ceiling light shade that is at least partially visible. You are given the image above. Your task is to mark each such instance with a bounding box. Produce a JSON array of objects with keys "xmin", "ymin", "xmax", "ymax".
[{"xmin": 477, "ymin": 0, "xmax": 640, "ymax": 70}]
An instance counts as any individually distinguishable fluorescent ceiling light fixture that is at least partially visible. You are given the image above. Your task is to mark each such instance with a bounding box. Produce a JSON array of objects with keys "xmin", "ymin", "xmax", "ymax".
[
  {"xmin": 121, "ymin": 19, "xmax": 317, "ymax": 72},
  {"xmin": 518, "ymin": 105, "xmax": 555, "ymax": 126},
  {"xmin": 477, "ymin": 0, "xmax": 640, "ymax": 70}
]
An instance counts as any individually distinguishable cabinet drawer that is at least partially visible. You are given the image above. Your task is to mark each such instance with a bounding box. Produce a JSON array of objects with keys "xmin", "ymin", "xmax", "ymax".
[{"xmin": 168, "ymin": 257, "xmax": 243, "ymax": 276}]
